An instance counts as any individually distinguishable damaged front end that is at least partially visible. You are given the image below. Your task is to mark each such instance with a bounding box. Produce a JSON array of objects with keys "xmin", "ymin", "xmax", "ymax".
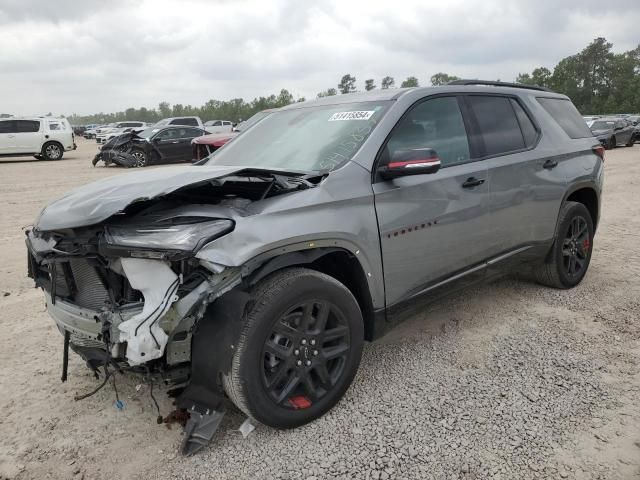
[
  {"xmin": 26, "ymin": 167, "xmax": 322, "ymax": 454},
  {"xmin": 92, "ymin": 132, "xmax": 144, "ymax": 168}
]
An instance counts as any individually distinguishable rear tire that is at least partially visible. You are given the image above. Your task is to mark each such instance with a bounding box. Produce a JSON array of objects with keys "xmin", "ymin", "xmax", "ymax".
[
  {"xmin": 625, "ymin": 136, "xmax": 634, "ymax": 147},
  {"xmin": 223, "ymin": 268, "xmax": 364, "ymax": 429},
  {"xmin": 42, "ymin": 142, "xmax": 63, "ymax": 160},
  {"xmin": 534, "ymin": 201, "xmax": 594, "ymax": 289}
]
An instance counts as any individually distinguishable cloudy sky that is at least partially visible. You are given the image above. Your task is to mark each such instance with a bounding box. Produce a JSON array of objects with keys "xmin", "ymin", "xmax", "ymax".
[{"xmin": 1, "ymin": 0, "xmax": 639, "ymax": 116}]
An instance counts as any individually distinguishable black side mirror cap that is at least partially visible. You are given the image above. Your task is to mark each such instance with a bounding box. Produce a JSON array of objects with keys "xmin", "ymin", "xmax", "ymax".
[{"xmin": 379, "ymin": 147, "xmax": 441, "ymax": 180}]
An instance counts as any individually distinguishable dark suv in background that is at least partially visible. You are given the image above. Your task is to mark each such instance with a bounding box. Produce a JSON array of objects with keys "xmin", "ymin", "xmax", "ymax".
[{"xmin": 27, "ymin": 80, "xmax": 604, "ymax": 454}]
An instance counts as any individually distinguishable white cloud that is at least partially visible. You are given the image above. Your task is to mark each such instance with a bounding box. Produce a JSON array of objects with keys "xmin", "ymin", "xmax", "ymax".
[{"xmin": 0, "ymin": 0, "xmax": 638, "ymax": 116}]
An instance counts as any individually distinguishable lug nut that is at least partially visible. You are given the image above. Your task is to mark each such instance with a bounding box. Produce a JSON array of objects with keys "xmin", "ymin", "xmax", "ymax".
[
  {"xmin": 310, "ymin": 339, "xmax": 316, "ymax": 346},
  {"xmin": 301, "ymin": 339, "xmax": 307, "ymax": 345},
  {"xmin": 296, "ymin": 360, "xmax": 302, "ymax": 366},
  {"xmin": 305, "ymin": 360, "xmax": 311, "ymax": 366},
  {"xmin": 294, "ymin": 349, "xmax": 300, "ymax": 356},
  {"xmin": 313, "ymin": 350, "xmax": 318, "ymax": 356}
]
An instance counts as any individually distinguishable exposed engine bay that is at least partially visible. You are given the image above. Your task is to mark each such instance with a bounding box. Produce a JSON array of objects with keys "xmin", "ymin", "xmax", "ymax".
[{"xmin": 26, "ymin": 168, "xmax": 323, "ymax": 454}]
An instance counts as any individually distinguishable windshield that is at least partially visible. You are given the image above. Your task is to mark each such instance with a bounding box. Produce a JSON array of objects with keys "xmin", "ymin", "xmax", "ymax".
[
  {"xmin": 136, "ymin": 127, "xmax": 159, "ymax": 139},
  {"xmin": 206, "ymin": 101, "xmax": 390, "ymax": 171},
  {"xmin": 590, "ymin": 121, "xmax": 614, "ymax": 130}
]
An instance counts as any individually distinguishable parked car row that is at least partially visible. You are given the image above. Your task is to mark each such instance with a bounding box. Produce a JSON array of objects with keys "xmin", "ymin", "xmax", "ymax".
[{"xmin": 588, "ymin": 117, "xmax": 637, "ymax": 149}]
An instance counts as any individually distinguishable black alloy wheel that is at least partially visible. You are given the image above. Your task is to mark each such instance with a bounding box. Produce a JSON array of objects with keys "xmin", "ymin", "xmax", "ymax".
[
  {"xmin": 534, "ymin": 201, "xmax": 594, "ymax": 289},
  {"xmin": 561, "ymin": 215, "xmax": 590, "ymax": 278},
  {"xmin": 223, "ymin": 268, "xmax": 364, "ymax": 429},
  {"xmin": 262, "ymin": 299, "xmax": 350, "ymax": 409}
]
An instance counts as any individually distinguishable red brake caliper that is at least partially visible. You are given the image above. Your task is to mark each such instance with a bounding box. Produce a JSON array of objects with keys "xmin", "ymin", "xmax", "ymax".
[{"xmin": 288, "ymin": 396, "xmax": 312, "ymax": 409}]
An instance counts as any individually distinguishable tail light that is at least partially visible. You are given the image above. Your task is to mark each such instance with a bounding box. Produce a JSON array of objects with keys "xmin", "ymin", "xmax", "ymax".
[{"xmin": 592, "ymin": 144, "xmax": 605, "ymax": 162}]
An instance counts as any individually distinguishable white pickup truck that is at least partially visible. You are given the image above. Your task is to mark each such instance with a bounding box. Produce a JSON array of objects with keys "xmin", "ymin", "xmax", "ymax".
[
  {"xmin": 96, "ymin": 121, "xmax": 147, "ymax": 144},
  {"xmin": 0, "ymin": 117, "xmax": 76, "ymax": 160},
  {"xmin": 154, "ymin": 117, "xmax": 234, "ymax": 134}
]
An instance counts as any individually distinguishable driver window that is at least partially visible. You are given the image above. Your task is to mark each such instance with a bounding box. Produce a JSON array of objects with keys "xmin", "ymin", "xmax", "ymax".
[{"xmin": 386, "ymin": 96, "xmax": 470, "ymax": 167}]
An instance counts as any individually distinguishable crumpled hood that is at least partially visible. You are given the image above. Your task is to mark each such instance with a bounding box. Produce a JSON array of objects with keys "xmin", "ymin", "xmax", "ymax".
[{"xmin": 35, "ymin": 164, "xmax": 257, "ymax": 231}]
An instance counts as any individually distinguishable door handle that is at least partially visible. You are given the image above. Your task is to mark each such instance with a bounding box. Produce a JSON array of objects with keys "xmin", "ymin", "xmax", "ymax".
[
  {"xmin": 171, "ymin": 140, "xmax": 179, "ymax": 144},
  {"xmin": 543, "ymin": 159, "xmax": 558, "ymax": 169},
  {"xmin": 462, "ymin": 177, "xmax": 485, "ymax": 188}
]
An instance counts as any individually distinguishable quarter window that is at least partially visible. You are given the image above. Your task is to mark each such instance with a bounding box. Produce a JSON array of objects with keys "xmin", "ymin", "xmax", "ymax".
[
  {"xmin": 385, "ymin": 96, "xmax": 470, "ymax": 167},
  {"xmin": 466, "ymin": 96, "xmax": 525, "ymax": 156},
  {"xmin": 510, "ymin": 99, "xmax": 538, "ymax": 147},
  {"xmin": 536, "ymin": 97, "xmax": 592, "ymax": 139}
]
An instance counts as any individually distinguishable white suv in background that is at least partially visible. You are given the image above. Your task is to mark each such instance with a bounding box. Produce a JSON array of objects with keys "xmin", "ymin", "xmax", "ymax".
[{"xmin": 0, "ymin": 117, "xmax": 76, "ymax": 160}]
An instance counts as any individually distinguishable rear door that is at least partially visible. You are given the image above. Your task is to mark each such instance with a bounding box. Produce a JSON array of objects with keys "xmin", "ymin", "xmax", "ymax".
[
  {"xmin": 463, "ymin": 94, "xmax": 566, "ymax": 254},
  {"xmin": 153, "ymin": 127, "xmax": 182, "ymax": 161},
  {"xmin": 373, "ymin": 95, "xmax": 491, "ymax": 306},
  {"xmin": 14, "ymin": 120, "xmax": 42, "ymax": 153},
  {"xmin": 0, "ymin": 120, "xmax": 17, "ymax": 153},
  {"xmin": 172, "ymin": 127, "xmax": 205, "ymax": 162}
]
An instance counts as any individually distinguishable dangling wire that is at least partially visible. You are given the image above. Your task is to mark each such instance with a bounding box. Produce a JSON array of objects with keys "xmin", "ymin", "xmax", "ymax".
[{"xmin": 145, "ymin": 367, "xmax": 163, "ymax": 424}]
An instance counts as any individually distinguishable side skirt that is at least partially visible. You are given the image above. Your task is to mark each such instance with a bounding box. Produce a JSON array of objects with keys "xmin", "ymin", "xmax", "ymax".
[{"xmin": 371, "ymin": 241, "xmax": 553, "ymax": 340}]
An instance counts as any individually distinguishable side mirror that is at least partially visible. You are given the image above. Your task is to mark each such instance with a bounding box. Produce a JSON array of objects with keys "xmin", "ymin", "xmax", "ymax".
[{"xmin": 379, "ymin": 148, "xmax": 441, "ymax": 180}]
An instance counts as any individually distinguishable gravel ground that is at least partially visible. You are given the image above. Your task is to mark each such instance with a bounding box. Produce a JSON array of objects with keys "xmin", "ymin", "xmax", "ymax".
[{"xmin": 0, "ymin": 140, "xmax": 639, "ymax": 480}]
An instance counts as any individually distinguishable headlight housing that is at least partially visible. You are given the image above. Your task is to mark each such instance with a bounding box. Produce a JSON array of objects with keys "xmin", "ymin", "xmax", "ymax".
[{"xmin": 104, "ymin": 219, "xmax": 233, "ymax": 258}]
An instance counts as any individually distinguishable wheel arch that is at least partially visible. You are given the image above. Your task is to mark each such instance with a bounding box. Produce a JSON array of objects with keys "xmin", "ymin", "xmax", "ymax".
[
  {"xmin": 565, "ymin": 184, "xmax": 599, "ymax": 233},
  {"xmin": 245, "ymin": 247, "xmax": 378, "ymax": 341}
]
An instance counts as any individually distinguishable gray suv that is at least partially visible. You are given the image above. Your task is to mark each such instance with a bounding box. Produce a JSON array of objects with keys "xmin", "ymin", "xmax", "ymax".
[{"xmin": 26, "ymin": 80, "xmax": 604, "ymax": 454}]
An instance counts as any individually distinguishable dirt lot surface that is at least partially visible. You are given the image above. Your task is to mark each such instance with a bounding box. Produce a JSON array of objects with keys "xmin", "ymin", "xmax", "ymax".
[{"xmin": 0, "ymin": 139, "xmax": 639, "ymax": 480}]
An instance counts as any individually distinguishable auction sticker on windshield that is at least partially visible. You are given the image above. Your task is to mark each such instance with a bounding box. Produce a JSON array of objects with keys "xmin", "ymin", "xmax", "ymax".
[{"xmin": 328, "ymin": 111, "xmax": 375, "ymax": 121}]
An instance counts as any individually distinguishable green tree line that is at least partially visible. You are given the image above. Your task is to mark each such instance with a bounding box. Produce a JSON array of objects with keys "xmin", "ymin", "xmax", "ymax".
[
  {"xmin": 69, "ymin": 37, "xmax": 639, "ymax": 125},
  {"xmin": 516, "ymin": 37, "xmax": 640, "ymax": 114}
]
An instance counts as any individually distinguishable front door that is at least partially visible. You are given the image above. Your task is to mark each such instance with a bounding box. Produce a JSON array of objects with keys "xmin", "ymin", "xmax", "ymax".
[
  {"xmin": 0, "ymin": 120, "xmax": 17, "ymax": 153},
  {"xmin": 373, "ymin": 96, "xmax": 492, "ymax": 307}
]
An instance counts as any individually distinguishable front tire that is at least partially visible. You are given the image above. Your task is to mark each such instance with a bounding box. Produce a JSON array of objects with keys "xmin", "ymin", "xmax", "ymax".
[
  {"xmin": 42, "ymin": 142, "xmax": 63, "ymax": 160},
  {"xmin": 534, "ymin": 201, "xmax": 594, "ymax": 289},
  {"xmin": 606, "ymin": 136, "xmax": 616, "ymax": 150},
  {"xmin": 223, "ymin": 268, "xmax": 364, "ymax": 429}
]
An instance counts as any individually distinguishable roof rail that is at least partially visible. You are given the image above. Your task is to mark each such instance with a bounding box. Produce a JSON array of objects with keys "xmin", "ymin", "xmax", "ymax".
[{"xmin": 447, "ymin": 79, "xmax": 552, "ymax": 92}]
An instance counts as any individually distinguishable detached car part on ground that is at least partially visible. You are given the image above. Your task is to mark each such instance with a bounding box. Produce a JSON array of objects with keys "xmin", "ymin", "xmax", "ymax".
[
  {"xmin": 93, "ymin": 126, "xmax": 207, "ymax": 168},
  {"xmin": 27, "ymin": 81, "xmax": 604, "ymax": 455}
]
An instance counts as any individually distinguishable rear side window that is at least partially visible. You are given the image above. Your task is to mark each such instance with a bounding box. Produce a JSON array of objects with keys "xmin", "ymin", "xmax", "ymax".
[
  {"xmin": 510, "ymin": 99, "xmax": 538, "ymax": 147},
  {"xmin": 466, "ymin": 95, "xmax": 525, "ymax": 156},
  {"xmin": 536, "ymin": 97, "xmax": 592, "ymax": 139},
  {"xmin": 0, "ymin": 120, "xmax": 16, "ymax": 133},
  {"xmin": 48, "ymin": 122, "xmax": 60, "ymax": 130},
  {"xmin": 16, "ymin": 120, "xmax": 40, "ymax": 133},
  {"xmin": 182, "ymin": 128, "xmax": 204, "ymax": 138}
]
